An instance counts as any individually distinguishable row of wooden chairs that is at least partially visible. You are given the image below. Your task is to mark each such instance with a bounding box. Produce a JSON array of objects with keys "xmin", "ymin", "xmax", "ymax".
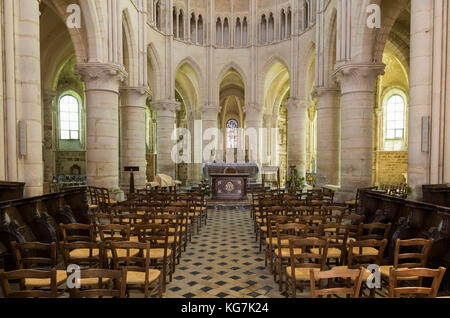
[
  {"xmin": 0, "ymin": 240, "xmax": 163, "ymax": 298},
  {"xmin": 285, "ymin": 236, "xmax": 446, "ymax": 298},
  {"xmin": 88, "ymin": 187, "xmax": 118, "ymax": 213}
]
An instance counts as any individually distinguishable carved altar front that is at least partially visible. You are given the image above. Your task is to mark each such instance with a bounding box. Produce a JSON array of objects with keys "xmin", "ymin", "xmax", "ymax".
[{"xmin": 210, "ymin": 173, "xmax": 249, "ymax": 200}]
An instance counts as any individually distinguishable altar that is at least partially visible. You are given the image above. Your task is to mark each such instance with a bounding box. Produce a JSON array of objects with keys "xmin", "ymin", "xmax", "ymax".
[
  {"xmin": 210, "ymin": 173, "xmax": 249, "ymax": 200},
  {"xmin": 202, "ymin": 163, "xmax": 260, "ymax": 183}
]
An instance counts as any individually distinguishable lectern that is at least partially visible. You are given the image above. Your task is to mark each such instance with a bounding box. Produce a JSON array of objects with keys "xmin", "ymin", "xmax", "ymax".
[{"xmin": 124, "ymin": 166, "xmax": 139, "ymax": 194}]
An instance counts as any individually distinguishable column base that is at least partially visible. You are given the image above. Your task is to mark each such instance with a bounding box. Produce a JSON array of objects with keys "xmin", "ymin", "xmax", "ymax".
[
  {"xmin": 109, "ymin": 188, "xmax": 125, "ymax": 202},
  {"xmin": 333, "ymin": 190, "xmax": 356, "ymax": 204}
]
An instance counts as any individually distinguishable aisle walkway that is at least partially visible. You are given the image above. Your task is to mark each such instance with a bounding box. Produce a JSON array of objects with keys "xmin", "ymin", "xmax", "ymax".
[{"xmin": 163, "ymin": 209, "xmax": 283, "ymax": 298}]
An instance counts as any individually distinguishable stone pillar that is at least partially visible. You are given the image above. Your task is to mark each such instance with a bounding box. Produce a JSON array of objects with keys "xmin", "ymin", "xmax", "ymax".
[
  {"xmin": 151, "ymin": 100, "xmax": 180, "ymax": 178},
  {"xmin": 75, "ymin": 63, "xmax": 127, "ymax": 191},
  {"xmin": 42, "ymin": 90, "xmax": 58, "ymax": 189},
  {"xmin": 244, "ymin": 104, "xmax": 262, "ymax": 164},
  {"xmin": 335, "ymin": 63, "xmax": 384, "ymax": 201},
  {"xmin": 120, "ymin": 87, "xmax": 150, "ymax": 192},
  {"xmin": 201, "ymin": 105, "xmax": 220, "ymax": 162},
  {"xmin": 16, "ymin": 0, "xmax": 43, "ymax": 196},
  {"xmin": 285, "ymin": 98, "xmax": 308, "ymax": 178},
  {"xmin": 315, "ymin": 87, "xmax": 341, "ymax": 186},
  {"xmin": 408, "ymin": 0, "xmax": 433, "ymax": 199}
]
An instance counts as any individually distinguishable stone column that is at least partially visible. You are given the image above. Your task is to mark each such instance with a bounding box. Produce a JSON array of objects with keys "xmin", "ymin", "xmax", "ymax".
[
  {"xmin": 151, "ymin": 100, "xmax": 180, "ymax": 178},
  {"xmin": 75, "ymin": 63, "xmax": 127, "ymax": 191},
  {"xmin": 315, "ymin": 87, "xmax": 341, "ymax": 186},
  {"xmin": 335, "ymin": 63, "xmax": 384, "ymax": 201},
  {"xmin": 408, "ymin": 0, "xmax": 433, "ymax": 199},
  {"xmin": 42, "ymin": 90, "xmax": 58, "ymax": 189},
  {"xmin": 201, "ymin": 105, "xmax": 221, "ymax": 162},
  {"xmin": 16, "ymin": 0, "xmax": 43, "ymax": 196},
  {"xmin": 285, "ymin": 98, "xmax": 308, "ymax": 178},
  {"xmin": 120, "ymin": 87, "xmax": 150, "ymax": 192},
  {"xmin": 244, "ymin": 104, "xmax": 262, "ymax": 164}
]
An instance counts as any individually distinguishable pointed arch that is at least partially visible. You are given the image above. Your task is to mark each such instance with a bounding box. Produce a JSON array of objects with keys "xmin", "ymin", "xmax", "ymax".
[
  {"xmin": 147, "ymin": 42, "xmax": 163, "ymax": 99},
  {"xmin": 122, "ymin": 8, "xmax": 138, "ymax": 87},
  {"xmin": 216, "ymin": 62, "xmax": 248, "ymax": 104},
  {"xmin": 175, "ymin": 56, "xmax": 205, "ymax": 106}
]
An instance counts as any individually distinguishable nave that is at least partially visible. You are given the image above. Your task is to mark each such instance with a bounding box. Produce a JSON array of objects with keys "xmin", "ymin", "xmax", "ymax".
[{"xmin": 1, "ymin": 184, "xmax": 447, "ymax": 299}]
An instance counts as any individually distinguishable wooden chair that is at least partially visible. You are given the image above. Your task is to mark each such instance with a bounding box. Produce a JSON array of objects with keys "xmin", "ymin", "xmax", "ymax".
[
  {"xmin": 345, "ymin": 186, "xmax": 377, "ymax": 213},
  {"xmin": 310, "ymin": 267, "xmax": 365, "ymax": 298},
  {"xmin": 317, "ymin": 223, "xmax": 349, "ymax": 266},
  {"xmin": 341, "ymin": 214, "xmax": 365, "ymax": 240},
  {"xmin": 135, "ymin": 223, "xmax": 171, "ymax": 291},
  {"xmin": 0, "ymin": 268, "xmax": 58, "ymax": 298},
  {"xmin": 98, "ymin": 224, "xmax": 131, "ymax": 242},
  {"xmin": 90, "ymin": 213, "xmax": 114, "ymax": 240},
  {"xmin": 256, "ymin": 199, "xmax": 279, "ymax": 251},
  {"xmin": 380, "ymin": 238, "xmax": 434, "ymax": 285},
  {"xmin": 60, "ymin": 241, "xmax": 106, "ymax": 270},
  {"xmin": 60, "ymin": 223, "xmax": 95, "ymax": 244},
  {"xmin": 353, "ymin": 223, "xmax": 391, "ymax": 255},
  {"xmin": 149, "ymin": 214, "xmax": 182, "ymax": 274},
  {"xmin": 334, "ymin": 239, "xmax": 388, "ymax": 297},
  {"xmin": 264, "ymin": 215, "xmax": 291, "ymax": 272},
  {"xmin": 165, "ymin": 205, "xmax": 190, "ymax": 250},
  {"xmin": 285, "ymin": 238, "xmax": 329, "ymax": 298},
  {"xmin": 389, "ymin": 267, "xmax": 446, "ymax": 298},
  {"xmin": 110, "ymin": 241, "xmax": 163, "ymax": 298},
  {"xmin": 68, "ymin": 268, "xmax": 127, "ymax": 298},
  {"xmin": 11, "ymin": 242, "xmax": 67, "ymax": 290},
  {"xmin": 274, "ymin": 223, "xmax": 305, "ymax": 292},
  {"xmin": 88, "ymin": 187, "xmax": 99, "ymax": 212}
]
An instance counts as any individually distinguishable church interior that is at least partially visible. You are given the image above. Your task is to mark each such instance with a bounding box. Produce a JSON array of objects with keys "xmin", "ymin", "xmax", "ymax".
[{"xmin": 0, "ymin": 0, "xmax": 450, "ymax": 300}]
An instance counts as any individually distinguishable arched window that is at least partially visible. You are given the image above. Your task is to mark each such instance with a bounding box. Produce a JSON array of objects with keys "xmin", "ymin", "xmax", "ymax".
[
  {"xmin": 226, "ymin": 119, "xmax": 239, "ymax": 149},
  {"xmin": 261, "ymin": 15, "xmax": 267, "ymax": 44},
  {"xmin": 173, "ymin": 7, "xmax": 178, "ymax": 37},
  {"xmin": 190, "ymin": 13, "xmax": 196, "ymax": 43},
  {"xmin": 268, "ymin": 13, "xmax": 274, "ymax": 43},
  {"xmin": 287, "ymin": 8, "xmax": 292, "ymax": 38},
  {"xmin": 178, "ymin": 9, "xmax": 184, "ymax": 39},
  {"xmin": 223, "ymin": 18, "xmax": 230, "ymax": 47},
  {"xmin": 385, "ymin": 95, "xmax": 405, "ymax": 140},
  {"xmin": 235, "ymin": 18, "xmax": 241, "ymax": 47},
  {"xmin": 304, "ymin": 1, "xmax": 309, "ymax": 30},
  {"xmin": 59, "ymin": 94, "xmax": 80, "ymax": 140},
  {"xmin": 156, "ymin": 1, "xmax": 161, "ymax": 30},
  {"xmin": 216, "ymin": 18, "xmax": 222, "ymax": 46},
  {"xmin": 383, "ymin": 93, "xmax": 407, "ymax": 151},
  {"xmin": 198, "ymin": 15, "xmax": 204, "ymax": 44},
  {"xmin": 242, "ymin": 18, "xmax": 248, "ymax": 46},
  {"xmin": 281, "ymin": 9, "xmax": 286, "ymax": 40}
]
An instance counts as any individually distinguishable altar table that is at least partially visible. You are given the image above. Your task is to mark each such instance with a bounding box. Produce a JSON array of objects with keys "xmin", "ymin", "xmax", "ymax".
[{"xmin": 210, "ymin": 173, "xmax": 249, "ymax": 200}]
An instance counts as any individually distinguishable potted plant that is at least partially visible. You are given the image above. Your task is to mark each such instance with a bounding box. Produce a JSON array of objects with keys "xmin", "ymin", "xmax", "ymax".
[{"xmin": 286, "ymin": 168, "xmax": 306, "ymax": 191}]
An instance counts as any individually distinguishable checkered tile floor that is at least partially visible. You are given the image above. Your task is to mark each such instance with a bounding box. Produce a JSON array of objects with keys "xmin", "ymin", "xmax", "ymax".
[{"xmin": 162, "ymin": 208, "xmax": 284, "ymax": 298}]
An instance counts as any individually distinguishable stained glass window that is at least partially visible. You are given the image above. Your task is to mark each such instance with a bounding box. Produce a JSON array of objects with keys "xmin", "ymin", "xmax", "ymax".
[
  {"xmin": 226, "ymin": 119, "xmax": 239, "ymax": 149},
  {"xmin": 59, "ymin": 95, "xmax": 80, "ymax": 140},
  {"xmin": 385, "ymin": 95, "xmax": 405, "ymax": 140}
]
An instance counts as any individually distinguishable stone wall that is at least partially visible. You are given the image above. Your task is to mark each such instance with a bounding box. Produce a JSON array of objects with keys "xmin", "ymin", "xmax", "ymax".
[
  {"xmin": 55, "ymin": 151, "xmax": 86, "ymax": 176},
  {"xmin": 374, "ymin": 151, "xmax": 408, "ymax": 185}
]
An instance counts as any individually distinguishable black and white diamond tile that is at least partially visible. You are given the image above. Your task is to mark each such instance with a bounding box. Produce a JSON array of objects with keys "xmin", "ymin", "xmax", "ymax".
[{"xmin": 162, "ymin": 208, "xmax": 284, "ymax": 298}]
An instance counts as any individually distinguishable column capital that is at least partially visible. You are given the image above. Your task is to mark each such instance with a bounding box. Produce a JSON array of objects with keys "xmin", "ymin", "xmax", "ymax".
[
  {"xmin": 120, "ymin": 86, "xmax": 151, "ymax": 108},
  {"xmin": 150, "ymin": 99, "xmax": 180, "ymax": 115},
  {"xmin": 75, "ymin": 63, "xmax": 128, "ymax": 93},
  {"xmin": 312, "ymin": 87, "xmax": 341, "ymax": 98},
  {"xmin": 333, "ymin": 63, "xmax": 385, "ymax": 95},
  {"xmin": 200, "ymin": 104, "xmax": 221, "ymax": 120},
  {"xmin": 285, "ymin": 97, "xmax": 309, "ymax": 113},
  {"xmin": 42, "ymin": 89, "xmax": 58, "ymax": 104},
  {"xmin": 244, "ymin": 103, "xmax": 262, "ymax": 116}
]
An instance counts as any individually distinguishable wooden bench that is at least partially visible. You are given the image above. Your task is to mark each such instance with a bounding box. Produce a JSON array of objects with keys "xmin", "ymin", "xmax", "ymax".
[{"xmin": 0, "ymin": 187, "xmax": 90, "ymax": 270}]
